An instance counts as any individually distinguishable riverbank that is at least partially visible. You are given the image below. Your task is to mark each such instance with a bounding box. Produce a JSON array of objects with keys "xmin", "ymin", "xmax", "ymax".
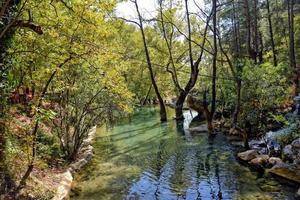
[
  {"xmin": 1, "ymin": 105, "xmax": 97, "ymax": 200},
  {"xmin": 237, "ymin": 137, "xmax": 300, "ymax": 199},
  {"xmin": 53, "ymin": 126, "xmax": 96, "ymax": 200},
  {"xmin": 71, "ymin": 107, "xmax": 295, "ymax": 199}
]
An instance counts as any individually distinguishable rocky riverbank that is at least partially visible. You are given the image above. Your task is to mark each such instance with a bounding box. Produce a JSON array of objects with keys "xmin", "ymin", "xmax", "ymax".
[
  {"xmin": 237, "ymin": 95, "xmax": 300, "ymax": 198},
  {"xmin": 237, "ymin": 141, "xmax": 300, "ymax": 199},
  {"xmin": 52, "ymin": 126, "xmax": 97, "ymax": 200}
]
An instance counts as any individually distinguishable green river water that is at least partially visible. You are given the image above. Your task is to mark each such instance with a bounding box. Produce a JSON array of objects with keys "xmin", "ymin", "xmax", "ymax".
[{"xmin": 72, "ymin": 107, "xmax": 296, "ymax": 200}]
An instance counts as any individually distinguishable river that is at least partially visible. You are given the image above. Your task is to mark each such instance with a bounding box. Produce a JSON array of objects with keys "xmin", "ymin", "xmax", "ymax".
[{"xmin": 72, "ymin": 107, "xmax": 295, "ymax": 200}]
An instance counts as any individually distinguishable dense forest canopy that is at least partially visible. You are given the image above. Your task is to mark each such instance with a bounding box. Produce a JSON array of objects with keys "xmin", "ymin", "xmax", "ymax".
[{"xmin": 0, "ymin": 0, "xmax": 300, "ymax": 198}]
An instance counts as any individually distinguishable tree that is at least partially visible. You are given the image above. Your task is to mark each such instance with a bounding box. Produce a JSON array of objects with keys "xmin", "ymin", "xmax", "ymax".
[
  {"xmin": 157, "ymin": 0, "xmax": 211, "ymax": 120},
  {"xmin": 132, "ymin": 0, "xmax": 167, "ymax": 122},
  {"xmin": 266, "ymin": 0, "xmax": 278, "ymax": 66},
  {"xmin": 0, "ymin": 0, "xmax": 43, "ymax": 193},
  {"xmin": 288, "ymin": 0, "xmax": 298, "ymax": 94},
  {"xmin": 209, "ymin": 0, "xmax": 218, "ymax": 133}
]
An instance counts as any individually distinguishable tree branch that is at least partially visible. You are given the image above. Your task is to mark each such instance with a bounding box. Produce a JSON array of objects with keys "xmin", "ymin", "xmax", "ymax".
[{"xmin": 13, "ymin": 20, "xmax": 43, "ymax": 35}]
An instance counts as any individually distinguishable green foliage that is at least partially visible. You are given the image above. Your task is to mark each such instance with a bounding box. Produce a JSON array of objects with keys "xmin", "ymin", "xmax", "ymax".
[
  {"xmin": 239, "ymin": 61, "xmax": 292, "ymax": 130},
  {"xmin": 268, "ymin": 113, "xmax": 289, "ymax": 126},
  {"xmin": 36, "ymin": 129, "xmax": 62, "ymax": 162}
]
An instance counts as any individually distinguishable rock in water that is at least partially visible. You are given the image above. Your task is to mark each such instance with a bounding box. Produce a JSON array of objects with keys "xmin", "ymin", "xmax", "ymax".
[
  {"xmin": 268, "ymin": 165, "xmax": 300, "ymax": 187},
  {"xmin": 238, "ymin": 150, "xmax": 258, "ymax": 162},
  {"xmin": 188, "ymin": 124, "xmax": 208, "ymax": 133}
]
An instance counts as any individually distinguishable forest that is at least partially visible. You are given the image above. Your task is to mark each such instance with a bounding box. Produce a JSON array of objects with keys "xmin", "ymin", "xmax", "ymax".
[{"xmin": 0, "ymin": 0, "xmax": 300, "ymax": 199}]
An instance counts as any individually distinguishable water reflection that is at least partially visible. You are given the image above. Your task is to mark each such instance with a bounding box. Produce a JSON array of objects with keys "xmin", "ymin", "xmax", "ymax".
[{"xmin": 72, "ymin": 107, "xmax": 293, "ymax": 200}]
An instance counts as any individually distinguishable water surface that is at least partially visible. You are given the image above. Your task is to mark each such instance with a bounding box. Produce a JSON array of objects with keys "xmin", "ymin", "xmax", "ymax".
[{"xmin": 72, "ymin": 107, "xmax": 295, "ymax": 200}]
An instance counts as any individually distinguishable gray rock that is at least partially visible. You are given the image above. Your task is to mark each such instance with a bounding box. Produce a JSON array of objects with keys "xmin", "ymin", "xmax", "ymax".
[
  {"xmin": 249, "ymin": 155, "xmax": 269, "ymax": 166},
  {"xmin": 85, "ymin": 151, "xmax": 94, "ymax": 162},
  {"xmin": 294, "ymin": 153, "xmax": 300, "ymax": 164},
  {"xmin": 283, "ymin": 145, "xmax": 294, "ymax": 161},
  {"xmin": 292, "ymin": 138, "xmax": 300, "ymax": 152},
  {"xmin": 52, "ymin": 171, "xmax": 73, "ymax": 200},
  {"xmin": 268, "ymin": 157, "xmax": 283, "ymax": 166},
  {"xmin": 238, "ymin": 150, "xmax": 258, "ymax": 162}
]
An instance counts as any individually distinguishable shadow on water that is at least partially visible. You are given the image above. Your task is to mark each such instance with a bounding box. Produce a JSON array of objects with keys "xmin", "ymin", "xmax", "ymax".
[{"xmin": 72, "ymin": 107, "xmax": 295, "ymax": 200}]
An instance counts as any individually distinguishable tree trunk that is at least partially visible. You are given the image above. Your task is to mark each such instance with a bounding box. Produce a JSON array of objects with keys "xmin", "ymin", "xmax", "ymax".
[
  {"xmin": 288, "ymin": 0, "xmax": 298, "ymax": 94},
  {"xmin": 18, "ymin": 57, "xmax": 73, "ymax": 187},
  {"xmin": 175, "ymin": 91, "xmax": 188, "ymax": 120},
  {"xmin": 266, "ymin": 0, "xmax": 277, "ymax": 66},
  {"xmin": 253, "ymin": 0, "xmax": 260, "ymax": 64},
  {"xmin": 209, "ymin": 0, "xmax": 218, "ymax": 134},
  {"xmin": 134, "ymin": 0, "xmax": 167, "ymax": 122},
  {"xmin": 243, "ymin": 0, "xmax": 253, "ymax": 61}
]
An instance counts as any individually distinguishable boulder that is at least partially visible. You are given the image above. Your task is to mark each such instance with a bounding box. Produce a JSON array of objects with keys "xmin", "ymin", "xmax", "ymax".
[
  {"xmin": 268, "ymin": 157, "xmax": 283, "ymax": 167},
  {"xmin": 52, "ymin": 171, "xmax": 73, "ymax": 200},
  {"xmin": 283, "ymin": 145, "xmax": 294, "ymax": 162},
  {"xmin": 70, "ymin": 159, "xmax": 88, "ymax": 171},
  {"xmin": 249, "ymin": 158, "xmax": 265, "ymax": 166},
  {"xmin": 238, "ymin": 150, "xmax": 258, "ymax": 162},
  {"xmin": 249, "ymin": 155, "xmax": 269, "ymax": 171},
  {"xmin": 268, "ymin": 165, "xmax": 300, "ymax": 187},
  {"xmin": 292, "ymin": 138, "xmax": 300, "ymax": 154},
  {"xmin": 250, "ymin": 155, "xmax": 269, "ymax": 165}
]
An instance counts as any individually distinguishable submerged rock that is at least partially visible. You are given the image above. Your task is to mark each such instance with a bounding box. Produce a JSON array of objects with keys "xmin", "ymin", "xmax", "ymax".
[
  {"xmin": 268, "ymin": 165, "xmax": 300, "ymax": 187},
  {"xmin": 188, "ymin": 124, "xmax": 208, "ymax": 133},
  {"xmin": 238, "ymin": 150, "xmax": 258, "ymax": 162}
]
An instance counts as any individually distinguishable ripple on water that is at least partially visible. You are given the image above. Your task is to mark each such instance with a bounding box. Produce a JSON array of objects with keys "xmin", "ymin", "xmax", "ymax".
[{"xmin": 72, "ymin": 108, "xmax": 295, "ymax": 200}]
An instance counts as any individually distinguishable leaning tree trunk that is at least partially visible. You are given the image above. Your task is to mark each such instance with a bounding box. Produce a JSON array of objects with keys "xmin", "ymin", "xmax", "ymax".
[
  {"xmin": 134, "ymin": 0, "xmax": 167, "ymax": 122},
  {"xmin": 174, "ymin": 0, "xmax": 210, "ymax": 121}
]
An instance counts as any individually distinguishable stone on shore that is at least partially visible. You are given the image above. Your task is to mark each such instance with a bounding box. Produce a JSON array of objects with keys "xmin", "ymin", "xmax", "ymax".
[
  {"xmin": 52, "ymin": 171, "xmax": 73, "ymax": 200},
  {"xmin": 249, "ymin": 155, "xmax": 269, "ymax": 166},
  {"xmin": 238, "ymin": 150, "xmax": 258, "ymax": 162},
  {"xmin": 268, "ymin": 157, "xmax": 283, "ymax": 167}
]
